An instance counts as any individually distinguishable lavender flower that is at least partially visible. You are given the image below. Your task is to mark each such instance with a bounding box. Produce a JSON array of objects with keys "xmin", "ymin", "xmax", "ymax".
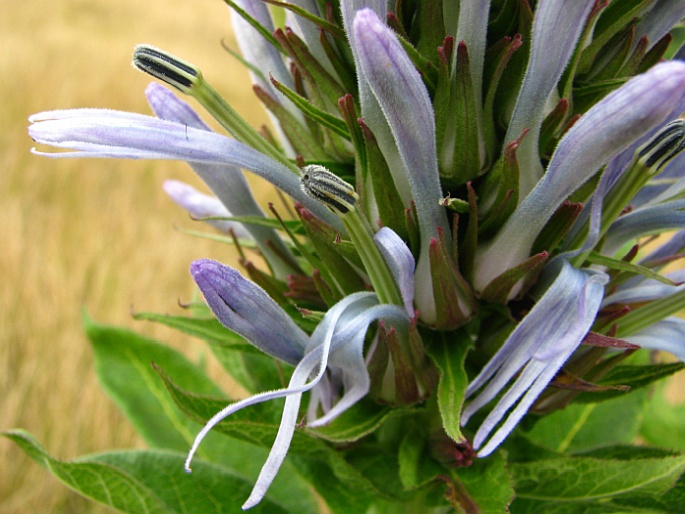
[{"xmin": 24, "ymin": 1, "xmax": 685, "ymax": 511}]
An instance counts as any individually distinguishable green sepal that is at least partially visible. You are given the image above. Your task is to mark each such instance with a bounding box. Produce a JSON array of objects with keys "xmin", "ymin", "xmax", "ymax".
[
  {"xmin": 576, "ymin": 0, "xmax": 652, "ymax": 76},
  {"xmin": 637, "ymin": 33, "xmax": 673, "ymax": 74},
  {"xmin": 380, "ymin": 323, "xmax": 420, "ymax": 404},
  {"xmin": 358, "ymin": 119, "xmax": 410, "ymax": 241},
  {"xmin": 618, "ymin": 33, "xmax": 649, "ymax": 78},
  {"xmin": 261, "ymin": 0, "xmax": 346, "ymax": 40},
  {"xmin": 487, "ymin": 0, "xmax": 523, "ymax": 39},
  {"xmin": 132, "ymin": 311, "xmax": 258, "ymax": 354},
  {"xmin": 253, "ymin": 84, "xmax": 330, "ymax": 160},
  {"xmin": 269, "ymin": 76, "xmax": 351, "ymax": 140},
  {"xmin": 587, "ymin": 23, "xmax": 637, "ymax": 83},
  {"xmin": 338, "ymin": 94, "xmax": 368, "ymax": 212},
  {"xmin": 482, "ymin": 34, "xmax": 523, "ymax": 164},
  {"xmin": 413, "ymin": 0, "xmax": 446, "ymax": 65},
  {"xmin": 429, "ymin": 228, "xmax": 476, "ymax": 330},
  {"xmin": 318, "ymin": 28, "xmax": 358, "ymax": 96},
  {"xmin": 478, "ymin": 132, "xmax": 524, "ymax": 238},
  {"xmin": 539, "ymin": 98, "xmax": 569, "ymax": 158},
  {"xmin": 446, "ymin": 42, "xmax": 482, "ymax": 186},
  {"xmin": 460, "ymin": 182, "xmax": 479, "ymax": 281},
  {"xmin": 479, "ymin": 251, "xmax": 549, "ymax": 304},
  {"xmin": 396, "ymin": 34, "xmax": 438, "ymax": 95},
  {"xmin": 297, "ymin": 206, "xmax": 367, "ymax": 298},
  {"xmin": 425, "ymin": 329, "xmax": 472, "ymax": 444},
  {"xmin": 274, "ymin": 27, "xmax": 347, "ymax": 110},
  {"xmin": 222, "ymin": 0, "xmax": 284, "ymax": 54},
  {"xmin": 434, "ymin": 36, "xmax": 455, "ymax": 173},
  {"xmin": 488, "ymin": 1, "xmax": 532, "ymax": 133},
  {"xmin": 532, "ymin": 201, "xmax": 583, "ymax": 255}
]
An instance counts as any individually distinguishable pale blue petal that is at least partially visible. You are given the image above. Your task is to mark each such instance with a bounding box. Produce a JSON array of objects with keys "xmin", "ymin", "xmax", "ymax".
[
  {"xmin": 475, "ymin": 61, "xmax": 685, "ymax": 292},
  {"xmin": 463, "ymin": 262, "xmax": 607, "ymax": 454},
  {"xmin": 146, "ymin": 83, "xmax": 299, "ymax": 276},
  {"xmin": 309, "ymin": 302, "xmax": 409, "ymax": 426},
  {"xmin": 373, "ymin": 227, "xmax": 416, "ymax": 316},
  {"xmin": 341, "ymin": 0, "xmax": 414, "ymax": 222},
  {"xmin": 604, "ymin": 199, "xmax": 685, "ymax": 255},
  {"xmin": 351, "ymin": 7, "xmax": 451, "ymax": 322},
  {"xmin": 29, "ymin": 108, "xmax": 342, "ymax": 230},
  {"xmin": 506, "ymin": 0, "xmax": 595, "ymax": 197},
  {"xmin": 163, "ymin": 180, "xmax": 251, "ymax": 238},
  {"xmin": 626, "ymin": 316, "xmax": 685, "ymax": 361},
  {"xmin": 602, "ymin": 270, "xmax": 685, "ymax": 307},
  {"xmin": 191, "ymin": 259, "xmax": 308, "ymax": 364},
  {"xmin": 185, "ymin": 292, "xmax": 379, "ymax": 509},
  {"xmin": 635, "ymin": 1, "xmax": 685, "ymax": 53}
]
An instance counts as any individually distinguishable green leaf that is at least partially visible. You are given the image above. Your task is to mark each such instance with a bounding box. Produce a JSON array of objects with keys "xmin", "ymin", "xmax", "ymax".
[
  {"xmin": 4, "ymin": 430, "xmax": 291, "ymax": 514},
  {"xmin": 398, "ymin": 429, "xmax": 438, "ymax": 491},
  {"xmin": 640, "ymin": 382, "xmax": 685, "ymax": 453},
  {"xmin": 451, "ymin": 452, "xmax": 515, "ymax": 514},
  {"xmin": 86, "ymin": 316, "xmax": 222, "ymax": 452},
  {"xmin": 132, "ymin": 312, "xmax": 256, "ymax": 352},
  {"xmin": 85, "ymin": 318, "xmax": 319, "ymax": 512},
  {"xmin": 426, "ymin": 330, "xmax": 472, "ymax": 443},
  {"xmin": 132, "ymin": 310, "xmax": 286, "ymax": 394},
  {"xmin": 511, "ymin": 454, "xmax": 685, "ymax": 503},
  {"xmin": 153, "ymin": 363, "xmax": 381, "ymax": 513},
  {"xmin": 523, "ymin": 389, "xmax": 649, "ymax": 454}
]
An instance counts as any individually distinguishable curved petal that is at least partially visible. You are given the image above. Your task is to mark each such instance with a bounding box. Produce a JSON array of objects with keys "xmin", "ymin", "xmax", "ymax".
[
  {"xmin": 604, "ymin": 199, "xmax": 685, "ymax": 255},
  {"xmin": 374, "ymin": 227, "xmax": 416, "ymax": 316},
  {"xmin": 162, "ymin": 180, "xmax": 250, "ymax": 238},
  {"xmin": 463, "ymin": 261, "xmax": 608, "ymax": 456},
  {"xmin": 626, "ymin": 316, "xmax": 685, "ymax": 361}
]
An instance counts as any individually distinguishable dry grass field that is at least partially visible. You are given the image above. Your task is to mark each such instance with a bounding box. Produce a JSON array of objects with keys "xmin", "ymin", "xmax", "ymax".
[
  {"xmin": 3, "ymin": 2, "xmax": 685, "ymax": 514},
  {"xmin": 1, "ymin": 1, "xmax": 271, "ymax": 512}
]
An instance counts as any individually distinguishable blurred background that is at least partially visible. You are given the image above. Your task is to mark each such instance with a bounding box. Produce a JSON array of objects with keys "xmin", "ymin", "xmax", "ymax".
[
  {"xmin": 1, "ymin": 0, "xmax": 271, "ymax": 511},
  {"xmin": 2, "ymin": 2, "xmax": 685, "ymax": 513}
]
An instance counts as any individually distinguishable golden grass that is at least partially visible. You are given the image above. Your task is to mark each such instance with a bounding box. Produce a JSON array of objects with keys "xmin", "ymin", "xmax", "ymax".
[{"xmin": 2, "ymin": 1, "xmax": 271, "ymax": 511}]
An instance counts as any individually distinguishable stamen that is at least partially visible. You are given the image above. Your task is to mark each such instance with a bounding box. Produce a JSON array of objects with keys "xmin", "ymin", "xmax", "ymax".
[
  {"xmin": 300, "ymin": 165, "xmax": 359, "ymax": 215},
  {"xmin": 133, "ymin": 44, "xmax": 199, "ymax": 93},
  {"xmin": 638, "ymin": 119, "xmax": 685, "ymax": 171}
]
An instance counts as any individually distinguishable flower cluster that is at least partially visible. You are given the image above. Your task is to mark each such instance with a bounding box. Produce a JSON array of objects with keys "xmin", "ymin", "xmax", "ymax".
[{"xmin": 28, "ymin": 0, "xmax": 685, "ymax": 510}]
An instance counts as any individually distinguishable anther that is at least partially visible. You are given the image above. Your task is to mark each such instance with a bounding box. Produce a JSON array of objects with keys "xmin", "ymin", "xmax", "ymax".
[
  {"xmin": 300, "ymin": 165, "xmax": 358, "ymax": 215},
  {"xmin": 133, "ymin": 44, "xmax": 199, "ymax": 93},
  {"xmin": 638, "ymin": 119, "xmax": 685, "ymax": 171}
]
